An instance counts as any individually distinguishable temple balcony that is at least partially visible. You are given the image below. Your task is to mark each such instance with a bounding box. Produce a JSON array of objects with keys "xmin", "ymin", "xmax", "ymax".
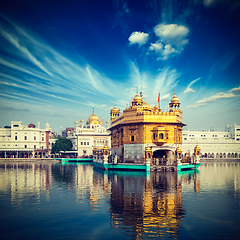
[
  {"xmin": 152, "ymin": 126, "xmax": 168, "ymax": 146},
  {"xmin": 152, "ymin": 138, "xmax": 167, "ymax": 146}
]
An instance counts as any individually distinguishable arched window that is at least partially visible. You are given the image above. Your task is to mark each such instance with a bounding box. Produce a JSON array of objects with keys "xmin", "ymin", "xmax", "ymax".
[
  {"xmin": 159, "ymin": 133, "xmax": 164, "ymax": 139},
  {"xmin": 153, "ymin": 133, "xmax": 157, "ymax": 140}
]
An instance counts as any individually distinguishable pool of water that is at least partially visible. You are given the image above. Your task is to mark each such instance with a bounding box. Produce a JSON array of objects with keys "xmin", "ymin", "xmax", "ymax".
[{"xmin": 0, "ymin": 161, "xmax": 239, "ymax": 239}]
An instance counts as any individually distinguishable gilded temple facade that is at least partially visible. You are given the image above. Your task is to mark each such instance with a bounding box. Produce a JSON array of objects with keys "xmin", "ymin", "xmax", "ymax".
[{"xmin": 109, "ymin": 91, "xmax": 186, "ymax": 163}]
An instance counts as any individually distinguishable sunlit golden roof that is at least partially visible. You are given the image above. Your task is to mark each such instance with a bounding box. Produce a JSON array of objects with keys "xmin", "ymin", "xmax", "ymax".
[
  {"xmin": 133, "ymin": 93, "xmax": 142, "ymax": 102},
  {"xmin": 142, "ymin": 101, "xmax": 152, "ymax": 109},
  {"xmin": 171, "ymin": 93, "xmax": 179, "ymax": 104},
  {"xmin": 112, "ymin": 102, "xmax": 120, "ymax": 112}
]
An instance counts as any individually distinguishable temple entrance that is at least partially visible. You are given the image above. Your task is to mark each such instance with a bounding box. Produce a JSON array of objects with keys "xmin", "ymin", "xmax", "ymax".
[
  {"xmin": 152, "ymin": 149, "xmax": 175, "ymax": 165},
  {"xmin": 153, "ymin": 149, "xmax": 169, "ymax": 158}
]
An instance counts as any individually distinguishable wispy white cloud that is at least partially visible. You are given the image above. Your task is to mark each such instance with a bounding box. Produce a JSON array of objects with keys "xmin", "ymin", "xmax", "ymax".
[
  {"xmin": 128, "ymin": 31, "xmax": 149, "ymax": 46},
  {"xmin": 149, "ymin": 41, "xmax": 163, "ymax": 52},
  {"xmin": 0, "ymin": 80, "xmax": 29, "ymax": 90},
  {"xmin": 11, "ymin": 92, "xmax": 50, "ymax": 102},
  {"xmin": 0, "ymin": 57, "xmax": 33, "ymax": 76},
  {"xmin": 128, "ymin": 62, "xmax": 180, "ymax": 106},
  {"xmin": 149, "ymin": 23, "xmax": 190, "ymax": 59},
  {"xmin": 229, "ymin": 86, "xmax": 240, "ymax": 94},
  {"xmin": 154, "ymin": 67, "xmax": 180, "ymax": 90},
  {"xmin": 0, "ymin": 93, "xmax": 34, "ymax": 102},
  {"xmin": 36, "ymin": 91, "xmax": 80, "ymax": 104},
  {"xmin": 186, "ymin": 88, "xmax": 239, "ymax": 108},
  {"xmin": 0, "ymin": 28, "xmax": 52, "ymax": 76},
  {"xmin": 0, "ymin": 17, "xmax": 129, "ymax": 112},
  {"xmin": 196, "ymin": 92, "xmax": 236, "ymax": 103},
  {"xmin": 183, "ymin": 77, "xmax": 201, "ymax": 93},
  {"xmin": 154, "ymin": 23, "xmax": 189, "ymax": 44},
  {"xmin": 161, "ymin": 93, "xmax": 170, "ymax": 100}
]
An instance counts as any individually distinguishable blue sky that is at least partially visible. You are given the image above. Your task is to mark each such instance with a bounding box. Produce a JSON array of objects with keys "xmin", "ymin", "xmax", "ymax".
[{"xmin": 0, "ymin": 0, "xmax": 239, "ymax": 133}]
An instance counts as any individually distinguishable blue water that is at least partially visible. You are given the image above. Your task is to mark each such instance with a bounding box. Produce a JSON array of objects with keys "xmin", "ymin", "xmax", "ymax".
[{"xmin": 0, "ymin": 161, "xmax": 239, "ymax": 240}]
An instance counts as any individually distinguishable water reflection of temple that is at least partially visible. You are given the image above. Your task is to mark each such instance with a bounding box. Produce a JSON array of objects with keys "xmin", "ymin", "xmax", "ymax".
[
  {"xmin": 107, "ymin": 172, "xmax": 184, "ymax": 239},
  {"xmin": 0, "ymin": 161, "xmax": 202, "ymax": 239}
]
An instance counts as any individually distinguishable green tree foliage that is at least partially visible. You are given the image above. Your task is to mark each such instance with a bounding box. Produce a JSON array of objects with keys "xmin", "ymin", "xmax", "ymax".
[{"xmin": 51, "ymin": 137, "xmax": 73, "ymax": 153}]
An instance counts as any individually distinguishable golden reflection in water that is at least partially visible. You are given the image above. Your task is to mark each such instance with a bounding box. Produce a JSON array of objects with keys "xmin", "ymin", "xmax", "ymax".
[
  {"xmin": 0, "ymin": 161, "xmax": 201, "ymax": 239},
  {"xmin": 108, "ymin": 172, "xmax": 186, "ymax": 239},
  {"xmin": 1, "ymin": 162, "xmax": 239, "ymax": 238},
  {"xmin": 107, "ymin": 170, "xmax": 202, "ymax": 239}
]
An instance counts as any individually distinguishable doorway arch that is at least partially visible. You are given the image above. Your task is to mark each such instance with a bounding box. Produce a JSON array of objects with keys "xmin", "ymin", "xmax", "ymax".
[{"xmin": 152, "ymin": 148, "xmax": 175, "ymax": 165}]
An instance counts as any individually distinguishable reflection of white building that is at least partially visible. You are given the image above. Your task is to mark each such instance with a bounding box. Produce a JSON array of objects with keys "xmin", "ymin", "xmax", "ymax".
[
  {"xmin": 0, "ymin": 162, "xmax": 52, "ymax": 203},
  {"xmin": 182, "ymin": 123, "xmax": 240, "ymax": 158},
  {"xmin": 0, "ymin": 121, "xmax": 51, "ymax": 158},
  {"xmin": 69, "ymin": 107, "xmax": 111, "ymax": 157}
]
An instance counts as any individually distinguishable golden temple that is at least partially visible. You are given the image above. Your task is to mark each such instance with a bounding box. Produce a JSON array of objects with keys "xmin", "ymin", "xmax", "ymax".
[{"xmin": 109, "ymin": 90, "xmax": 186, "ymax": 164}]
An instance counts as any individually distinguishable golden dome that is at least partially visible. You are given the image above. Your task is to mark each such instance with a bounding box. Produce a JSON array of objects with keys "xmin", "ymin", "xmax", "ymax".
[
  {"xmin": 111, "ymin": 102, "xmax": 120, "ymax": 113},
  {"xmin": 112, "ymin": 104, "xmax": 120, "ymax": 112},
  {"xmin": 133, "ymin": 93, "xmax": 142, "ymax": 102},
  {"xmin": 106, "ymin": 120, "xmax": 110, "ymax": 123},
  {"xmin": 171, "ymin": 93, "xmax": 179, "ymax": 103},
  {"xmin": 74, "ymin": 120, "xmax": 78, "ymax": 124},
  {"xmin": 88, "ymin": 107, "xmax": 100, "ymax": 124},
  {"xmin": 80, "ymin": 119, "xmax": 84, "ymax": 122},
  {"xmin": 142, "ymin": 101, "xmax": 152, "ymax": 109},
  {"xmin": 89, "ymin": 113, "xmax": 99, "ymax": 122}
]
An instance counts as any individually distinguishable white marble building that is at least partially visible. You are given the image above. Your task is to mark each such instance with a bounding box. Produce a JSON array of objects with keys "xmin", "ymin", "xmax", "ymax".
[
  {"xmin": 0, "ymin": 121, "xmax": 51, "ymax": 158},
  {"xmin": 69, "ymin": 107, "xmax": 111, "ymax": 157},
  {"xmin": 181, "ymin": 123, "xmax": 240, "ymax": 158}
]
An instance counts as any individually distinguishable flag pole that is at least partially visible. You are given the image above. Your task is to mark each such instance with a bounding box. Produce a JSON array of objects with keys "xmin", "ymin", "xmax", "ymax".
[{"xmin": 158, "ymin": 92, "xmax": 160, "ymax": 111}]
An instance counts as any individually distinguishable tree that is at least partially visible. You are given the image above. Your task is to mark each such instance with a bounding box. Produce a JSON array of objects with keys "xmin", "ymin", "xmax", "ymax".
[{"xmin": 51, "ymin": 137, "xmax": 73, "ymax": 153}]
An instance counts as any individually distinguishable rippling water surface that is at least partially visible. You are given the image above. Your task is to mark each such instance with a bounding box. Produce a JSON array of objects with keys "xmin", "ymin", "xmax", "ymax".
[{"xmin": 0, "ymin": 161, "xmax": 239, "ymax": 240}]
